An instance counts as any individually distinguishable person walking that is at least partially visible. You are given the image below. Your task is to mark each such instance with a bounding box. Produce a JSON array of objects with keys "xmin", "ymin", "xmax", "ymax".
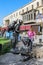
[{"xmin": 27, "ymin": 26, "xmax": 36, "ymax": 51}]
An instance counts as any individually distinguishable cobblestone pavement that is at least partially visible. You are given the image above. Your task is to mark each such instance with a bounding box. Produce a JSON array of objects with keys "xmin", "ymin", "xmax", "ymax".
[
  {"xmin": 0, "ymin": 41, "xmax": 43, "ymax": 65},
  {"xmin": 0, "ymin": 53, "xmax": 43, "ymax": 65}
]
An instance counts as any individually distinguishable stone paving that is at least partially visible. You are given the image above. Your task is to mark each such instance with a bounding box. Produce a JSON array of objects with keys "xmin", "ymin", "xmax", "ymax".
[
  {"xmin": 0, "ymin": 53, "xmax": 43, "ymax": 65},
  {"xmin": 0, "ymin": 41, "xmax": 43, "ymax": 65}
]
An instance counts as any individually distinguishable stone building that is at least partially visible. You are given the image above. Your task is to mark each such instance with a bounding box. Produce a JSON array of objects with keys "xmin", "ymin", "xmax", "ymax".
[{"xmin": 3, "ymin": 0, "xmax": 43, "ymax": 34}]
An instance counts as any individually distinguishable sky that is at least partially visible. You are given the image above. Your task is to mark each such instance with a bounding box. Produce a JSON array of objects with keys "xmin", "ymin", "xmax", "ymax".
[{"xmin": 0, "ymin": 0, "xmax": 32, "ymax": 26}]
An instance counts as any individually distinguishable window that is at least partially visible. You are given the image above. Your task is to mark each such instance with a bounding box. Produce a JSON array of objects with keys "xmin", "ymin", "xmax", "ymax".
[
  {"xmin": 23, "ymin": 15, "xmax": 27, "ymax": 22},
  {"xmin": 22, "ymin": 9, "xmax": 24, "ymax": 13},
  {"xmin": 23, "ymin": 14, "xmax": 30, "ymax": 22},
  {"xmin": 31, "ymin": 14, "xmax": 33, "ymax": 20},
  {"xmin": 5, "ymin": 20, "xmax": 10, "ymax": 26},
  {"xmin": 14, "ymin": 14, "xmax": 15, "ymax": 17},
  {"xmin": 16, "ymin": 12, "xmax": 18, "ymax": 16},
  {"xmin": 32, "ymin": 5, "xmax": 33, "ymax": 9},
  {"xmin": 24, "ymin": 15, "xmax": 26, "ymax": 21},
  {"xmin": 34, "ymin": 13, "xmax": 36, "ymax": 19},
  {"xmin": 27, "ymin": 15, "xmax": 29, "ymax": 21},
  {"xmin": 29, "ymin": 15, "xmax": 30, "ymax": 20},
  {"xmin": 37, "ymin": 2, "xmax": 39, "ymax": 7},
  {"xmin": 26, "ymin": 7, "xmax": 28, "ymax": 11}
]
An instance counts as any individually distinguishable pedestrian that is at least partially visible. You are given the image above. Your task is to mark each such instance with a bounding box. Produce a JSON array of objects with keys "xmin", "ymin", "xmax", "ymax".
[{"xmin": 27, "ymin": 26, "xmax": 36, "ymax": 51}]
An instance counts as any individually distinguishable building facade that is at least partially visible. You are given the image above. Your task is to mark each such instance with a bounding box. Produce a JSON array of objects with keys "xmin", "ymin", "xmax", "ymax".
[
  {"xmin": 3, "ymin": 0, "xmax": 43, "ymax": 26},
  {"xmin": 3, "ymin": 0, "xmax": 43, "ymax": 34}
]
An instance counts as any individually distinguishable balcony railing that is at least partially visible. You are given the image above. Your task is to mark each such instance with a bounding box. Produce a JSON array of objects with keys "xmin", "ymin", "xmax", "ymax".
[{"xmin": 23, "ymin": 20, "xmax": 36, "ymax": 24}]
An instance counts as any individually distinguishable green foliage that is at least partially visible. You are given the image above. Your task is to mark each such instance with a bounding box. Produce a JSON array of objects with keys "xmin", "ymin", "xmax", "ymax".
[{"xmin": 0, "ymin": 37, "xmax": 11, "ymax": 55}]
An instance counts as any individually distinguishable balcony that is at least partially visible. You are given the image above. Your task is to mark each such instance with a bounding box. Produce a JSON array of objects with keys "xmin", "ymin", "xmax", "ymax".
[{"xmin": 23, "ymin": 20, "xmax": 36, "ymax": 24}]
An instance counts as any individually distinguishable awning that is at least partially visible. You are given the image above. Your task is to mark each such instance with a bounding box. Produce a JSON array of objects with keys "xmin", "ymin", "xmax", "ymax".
[
  {"xmin": 20, "ymin": 25, "xmax": 25, "ymax": 30},
  {"xmin": 1, "ymin": 27, "xmax": 8, "ymax": 31},
  {"xmin": 25, "ymin": 25, "xmax": 31, "ymax": 30},
  {"xmin": 20, "ymin": 25, "xmax": 31, "ymax": 31}
]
